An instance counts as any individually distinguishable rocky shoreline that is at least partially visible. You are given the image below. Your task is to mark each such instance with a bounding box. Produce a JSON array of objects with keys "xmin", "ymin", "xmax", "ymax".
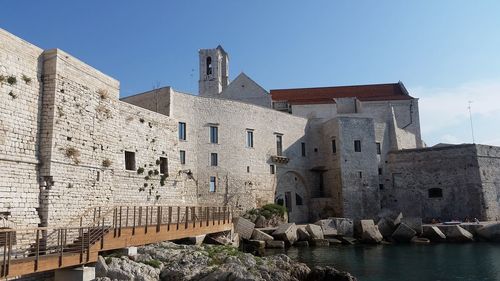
[{"xmin": 94, "ymin": 242, "xmax": 356, "ymax": 281}]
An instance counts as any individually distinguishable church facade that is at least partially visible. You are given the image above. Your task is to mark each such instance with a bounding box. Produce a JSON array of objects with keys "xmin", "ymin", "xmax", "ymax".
[{"xmin": 1, "ymin": 28, "xmax": 499, "ymax": 236}]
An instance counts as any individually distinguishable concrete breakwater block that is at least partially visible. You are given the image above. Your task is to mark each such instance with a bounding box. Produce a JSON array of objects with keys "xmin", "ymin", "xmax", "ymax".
[
  {"xmin": 411, "ymin": 237, "xmax": 430, "ymax": 244},
  {"xmin": 234, "ymin": 217, "xmax": 255, "ymax": 240},
  {"xmin": 422, "ymin": 225, "xmax": 446, "ymax": 242},
  {"xmin": 339, "ymin": 236, "xmax": 357, "ymax": 245},
  {"xmin": 422, "ymin": 225, "xmax": 446, "ymax": 241},
  {"xmin": 266, "ymin": 240, "xmax": 285, "ymax": 249},
  {"xmin": 377, "ymin": 218, "xmax": 396, "ymax": 238},
  {"xmin": 314, "ymin": 218, "xmax": 354, "ymax": 237},
  {"xmin": 477, "ymin": 222, "xmax": 500, "ymax": 242},
  {"xmin": 251, "ymin": 229, "xmax": 274, "ymax": 241},
  {"xmin": 272, "ymin": 223, "xmax": 298, "ymax": 245},
  {"xmin": 327, "ymin": 238, "xmax": 343, "ymax": 245},
  {"xmin": 360, "ymin": 220, "xmax": 383, "ymax": 244},
  {"xmin": 401, "ymin": 217, "xmax": 423, "ymax": 236},
  {"xmin": 297, "ymin": 228, "xmax": 311, "ymax": 241},
  {"xmin": 311, "ymin": 238, "xmax": 330, "ymax": 247},
  {"xmin": 295, "ymin": 241, "xmax": 309, "ymax": 247},
  {"xmin": 391, "ymin": 223, "xmax": 416, "ymax": 242},
  {"xmin": 306, "ymin": 224, "xmax": 324, "ymax": 239},
  {"xmin": 438, "ymin": 225, "xmax": 474, "ymax": 242}
]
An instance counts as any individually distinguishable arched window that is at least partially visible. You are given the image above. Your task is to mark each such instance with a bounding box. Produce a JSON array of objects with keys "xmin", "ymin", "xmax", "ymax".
[
  {"xmin": 206, "ymin": 57, "xmax": 212, "ymax": 75},
  {"xmin": 428, "ymin": 188, "xmax": 443, "ymax": 198}
]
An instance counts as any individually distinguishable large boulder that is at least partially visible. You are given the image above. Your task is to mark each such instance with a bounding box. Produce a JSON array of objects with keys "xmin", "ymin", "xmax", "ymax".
[
  {"xmin": 251, "ymin": 229, "xmax": 274, "ymax": 241},
  {"xmin": 360, "ymin": 220, "xmax": 383, "ymax": 244},
  {"xmin": 306, "ymin": 224, "xmax": 324, "ymax": 239},
  {"xmin": 307, "ymin": 266, "xmax": 357, "ymax": 281},
  {"xmin": 233, "ymin": 217, "xmax": 255, "ymax": 240},
  {"xmin": 391, "ymin": 223, "xmax": 416, "ymax": 242},
  {"xmin": 272, "ymin": 223, "xmax": 298, "ymax": 245},
  {"xmin": 377, "ymin": 218, "xmax": 396, "ymax": 238},
  {"xmin": 422, "ymin": 225, "xmax": 446, "ymax": 242},
  {"xmin": 401, "ymin": 217, "xmax": 423, "ymax": 236},
  {"xmin": 477, "ymin": 223, "xmax": 500, "ymax": 242},
  {"xmin": 254, "ymin": 215, "xmax": 267, "ymax": 228},
  {"xmin": 439, "ymin": 225, "xmax": 474, "ymax": 242}
]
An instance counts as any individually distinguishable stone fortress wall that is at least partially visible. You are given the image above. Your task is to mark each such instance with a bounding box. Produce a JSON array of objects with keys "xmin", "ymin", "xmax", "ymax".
[{"xmin": 1, "ymin": 27, "xmax": 499, "ymax": 239}]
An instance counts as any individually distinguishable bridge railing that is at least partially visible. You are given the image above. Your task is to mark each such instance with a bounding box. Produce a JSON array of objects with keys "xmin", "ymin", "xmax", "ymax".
[{"xmin": 0, "ymin": 205, "xmax": 231, "ymax": 278}]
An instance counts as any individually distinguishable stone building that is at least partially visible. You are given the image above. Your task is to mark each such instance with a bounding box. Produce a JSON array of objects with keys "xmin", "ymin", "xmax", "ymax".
[{"xmin": 1, "ymin": 27, "xmax": 499, "ymax": 239}]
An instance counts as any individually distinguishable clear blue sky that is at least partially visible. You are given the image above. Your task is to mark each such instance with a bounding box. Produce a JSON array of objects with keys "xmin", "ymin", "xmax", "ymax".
[{"xmin": 2, "ymin": 1, "xmax": 500, "ymax": 146}]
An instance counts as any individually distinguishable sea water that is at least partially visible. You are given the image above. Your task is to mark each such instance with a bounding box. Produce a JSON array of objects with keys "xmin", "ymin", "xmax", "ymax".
[{"xmin": 265, "ymin": 243, "xmax": 500, "ymax": 281}]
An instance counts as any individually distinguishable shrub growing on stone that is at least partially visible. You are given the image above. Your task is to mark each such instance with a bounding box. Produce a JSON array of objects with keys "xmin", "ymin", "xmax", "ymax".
[
  {"xmin": 7, "ymin": 76, "xmax": 16, "ymax": 85},
  {"xmin": 137, "ymin": 167, "xmax": 145, "ymax": 174},
  {"xmin": 22, "ymin": 74, "xmax": 31, "ymax": 84},
  {"xmin": 102, "ymin": 159, "xmax": 112, "ymax": 167}
]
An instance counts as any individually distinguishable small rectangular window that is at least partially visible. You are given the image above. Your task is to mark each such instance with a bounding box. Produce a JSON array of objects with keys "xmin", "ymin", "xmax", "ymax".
[
  {"xmin": 276, "ymin": 134, "xmax": 283, "ymax": 156},
  {"xmin": 124, "ymin": 151, "xmax": 136, "ymax": 171},
  {"xmin": 332, "ymin": 139, "xmax": 337, "ymax": 153},
  {"xmin": 378, "ymin": 168, "xmax": 382, "ymax": 175},
  {"xmin": 180, "ymin": 150, "xmax": 186, "ymax": 165},
  {"xmin": 160, "ymin": 157, "xmax": 168, "ymax": 175},
  {"xmin": 301, "ymin": 142, "xmax": 306, "ymax": 157},
  {"xmin": 246, "ymin": 130, "xmax": 254, "ymax": 148},
  {"xmin": 210, "ymin": 126, "xmax": 218, "ymax": 144},
  {"xmin": 247, "ymin": 166, "xmax": 250, "ymax": 173},
  {"xmin": 270, "ymin": 164, "xmax": 275, "ymax": 174},
  {"xmin": 178, "ymin": 122, "xmax": 186, "ymax": 140},
  {"xmin": 358, "ymin": 171, "xmax": 363, "ymax": 178},
  {"xmin": 354, "ymin": 140, "xmax": 361, "ymax": 152},
  {"xmin": 379, "ymin": 184, "xmax": 384, "ymax": 190},
  {"xmin": 209, "ymin": 176, "xmax": 216, "ymax": 192},
  {"xmin": 210, "ymin": 153, "xmax": 218, "ymax": 166},
  {"xmin": 376, "ymin": 142, "xmax": 381, "ymax": 155}
]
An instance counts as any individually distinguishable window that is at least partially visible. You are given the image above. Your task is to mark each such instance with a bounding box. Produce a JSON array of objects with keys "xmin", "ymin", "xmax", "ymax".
[
  {"xmin": 160, "ymin": 157, "xmax": 168, "ymax": 175},
  {"xmin": 210, "ymin": 126, "xmax": 218, "ymax": 144},
  {"xmin": 285, "ymin": 192, "xmax": 292, "ymax": 212},
  {"xmin": 295, "ymin": 193, "xmax": 303, "ymax": 205},
  {"xmin": 428, "ymin": 188, "xmax": 443, "ymax": 198},
  {"xmin": 332, "ymin": 139, "xmax": 337, "ymax": 153},
  {"xmin": 247, "ymin": 166, "xmax": 250, "ymax": 173},
  {"xmin": 270, "ymin": 164, "xmax": 275, "ymax": 174},
  {"xmin": 246, "ymin": 130, "xmax": 254, "ymax": 148},
  {"xmin": 178, "ymin": 122, "xmax": 186, "ymax": 140},
  {"xmin": 180, "ymin": 150, "xmax": 186, "ymax": 165},
  {"xmin": 354, "ymin": 140, "xmax": 361, "ymax": 152},
  {"xmin": 358, "ymin": 171, "xmax": 363, "ymax": 178},
  {"xmin": 209, "ymin": 176, "xmax": 216, "ymax": 192},
  {"xmin": 301, "ymin": 142, "xmax": 306, "ymax": 157},
  {"xmin": 379, "ymin": 184, "xmax": 384, "ymax": 190},
  {"xmin": 206, "ymin": 57, "xmax": 212, "ymax": 75},
  {"xmin": 378, "ymin": 168, "xmax": 382, "ymax": 175},
  {"xmin": 210, "ymin": 153, "xmax": 218, "ymax": 166},
  {"xmin": 124, "ymin": 151, "xmax": 136, "ymax": 171},
  {"xmin": 276, "ymin": 134, "xmax": 283, "ymax": 156},
  {"xmin": 376, "ymin": 142, "xmax": 381, "ymax": 155}
]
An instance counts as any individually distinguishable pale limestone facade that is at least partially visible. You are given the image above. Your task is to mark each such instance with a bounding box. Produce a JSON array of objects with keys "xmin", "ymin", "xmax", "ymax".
[{"xmin": 1, "ymin": 27, "xmax": 499, "ymax": 243}]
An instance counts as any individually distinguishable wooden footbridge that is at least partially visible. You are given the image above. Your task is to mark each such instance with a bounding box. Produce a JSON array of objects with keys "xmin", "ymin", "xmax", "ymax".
[{"xmin": 0, "ymin": 205, "xmax": 233, "ymax": 279}]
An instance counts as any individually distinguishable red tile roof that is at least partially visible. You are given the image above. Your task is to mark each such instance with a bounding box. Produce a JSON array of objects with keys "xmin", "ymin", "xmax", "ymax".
[{"xmin": 270, "ymin": 82, "xmax": 414, "ymax": 105}]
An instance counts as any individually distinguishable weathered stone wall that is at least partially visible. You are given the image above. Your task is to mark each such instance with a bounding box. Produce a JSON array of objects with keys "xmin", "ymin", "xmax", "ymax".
[
  {"xmin": 36, "ymin": 49, "xmax": 196, "ymax": 228},
  {"xmin": 476, "ymin": 145, "xmax": 500, "ymax": 221},
  {"xmin": 0, "ymin": 28, "xmax": 44, "ymax": 229},
  {"xmin": 384, "ymin": 144, "xmax": 500, "ymax": 222}
]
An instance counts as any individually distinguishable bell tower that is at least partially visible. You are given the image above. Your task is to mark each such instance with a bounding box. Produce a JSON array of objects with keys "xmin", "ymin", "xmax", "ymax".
[{"xmin": 199, "ymin": 45, "xmax": 229, "ymax": 97}]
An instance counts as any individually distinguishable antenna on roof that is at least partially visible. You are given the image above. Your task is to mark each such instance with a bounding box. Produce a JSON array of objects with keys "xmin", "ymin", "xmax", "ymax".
[{"xmin": 468, "ymin": 101, "xmax": 475, "ymax": 144}]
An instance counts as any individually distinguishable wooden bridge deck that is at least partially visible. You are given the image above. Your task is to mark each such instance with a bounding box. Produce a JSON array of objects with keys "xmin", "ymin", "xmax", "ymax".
[{"xmin": 1, "ymin": 205, "xmax": 233, "ymax": 279}]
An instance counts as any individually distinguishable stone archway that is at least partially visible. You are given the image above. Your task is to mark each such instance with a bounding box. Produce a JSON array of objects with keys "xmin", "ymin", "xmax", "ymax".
[{"xmin": 275, "ymin": 171, "xmax": 309, "ymax": 223}]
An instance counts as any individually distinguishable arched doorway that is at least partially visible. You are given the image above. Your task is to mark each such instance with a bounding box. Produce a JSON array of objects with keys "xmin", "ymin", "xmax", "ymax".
[{"xmin": 275, "ymin": 171, "xmax": 309, "ymax": 223}]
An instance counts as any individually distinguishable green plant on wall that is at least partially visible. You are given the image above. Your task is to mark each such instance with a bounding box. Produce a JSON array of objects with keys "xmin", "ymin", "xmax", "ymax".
[
  {"xmin": 64, "ymin": 147, "xmax": 81, "ymax": 164},
  {"xmin": 0, "ymin": 75, "xmax": 5, "ymax": 84},
  {"xmin": 102, "ymin": 159, "xmax": 112, "ymax": 168},
  {"xmin": 7, "ymin": 76, "xmax": 16, "ymax": 85},
  {"xmin": 8, "ymin": 91, "xmax": 16, "ymax": 99},
  {"xmin": 137, "ymin": 167, "xmax": 145, "ymax": 174}
]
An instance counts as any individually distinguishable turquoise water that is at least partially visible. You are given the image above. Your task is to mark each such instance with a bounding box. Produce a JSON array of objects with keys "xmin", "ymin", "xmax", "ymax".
[{"xmin": 265, "ymin": 243, "xmax": 500, "ymax": 281}]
